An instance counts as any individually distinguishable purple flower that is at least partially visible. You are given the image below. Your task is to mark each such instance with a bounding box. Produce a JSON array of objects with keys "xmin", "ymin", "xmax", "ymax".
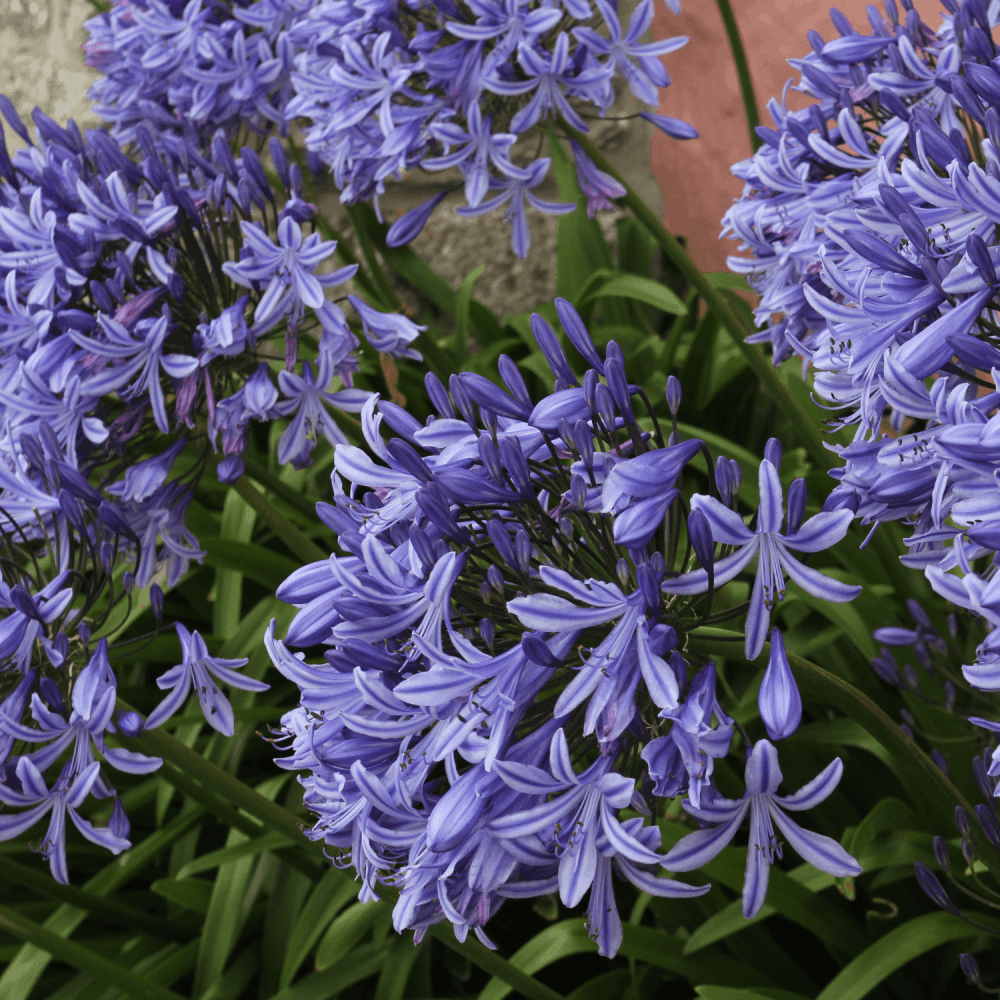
[
  {"xmin": 662, "ymin": 459, "xmax": 861, "ymax": 658},
  {"xmin": 758, "ymin": 629, "xmax": 802, "ymax": 741},
  {"xmin": 663, "ymin": 740, "xmax": 861, "ymax": 917},
  {"xmin": 145, "ymin": 623, "xmax": 268, "ymax": 737}
]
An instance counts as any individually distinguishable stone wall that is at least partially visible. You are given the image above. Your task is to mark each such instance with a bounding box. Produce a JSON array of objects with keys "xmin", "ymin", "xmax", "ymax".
[{"xmin": 5, "ymin": 0, "xmax": 660, "ymax": 321}]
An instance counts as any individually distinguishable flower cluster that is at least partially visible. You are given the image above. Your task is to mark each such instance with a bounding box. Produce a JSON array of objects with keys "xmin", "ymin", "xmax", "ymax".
[
  {"xmin": 722, "ymin": 1, "xmax": 1000, "ymax": 737},
  {"xmin": 84, "ymin": 0, "xmax": 697, "ymax": 257},
  {"xmin": 0, "ymin": 98, "xmax": 422, "ymax": 879},
  {"xmin": 266, "ymin": 301, "xmax": 861, "ymax": 953}
]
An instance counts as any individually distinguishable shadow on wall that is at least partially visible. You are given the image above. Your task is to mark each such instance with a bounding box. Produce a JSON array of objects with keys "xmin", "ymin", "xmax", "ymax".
[{"xmin": 651, "ymin": 0, "xmax": 947, "ymax": 272}]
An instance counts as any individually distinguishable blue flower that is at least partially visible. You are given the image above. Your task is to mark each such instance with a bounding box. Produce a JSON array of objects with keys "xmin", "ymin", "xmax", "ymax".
[
  {"xmin": 662, "ymin": 458, "xmax": 861, "ymax": 658},
  {"xmin": 145, "ymin": 623, "xmax": 268, "ymax": 736},
  {"xmin": 663, "ymin": 739, "xmax": 861, "ymax": 917}
]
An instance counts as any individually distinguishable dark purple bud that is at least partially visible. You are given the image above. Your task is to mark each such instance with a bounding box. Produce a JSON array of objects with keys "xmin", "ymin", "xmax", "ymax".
[
  {"xmin": 960, "ymin": 954, "xmax": 982, "ymax": 985},
  {"xmin": 123, "ymin": 571, "xmax": 135, "ymax": 594},
  {"xmin": 377, "ymin": 401, "xmax": 424, "ymax": 445},
  {"xmin": 479, "ymin": 618, "xmax": 495, "ymax": 648},
  {"xmin": 99, "ymin": 541, "xmax": 115, "ymax": 573},
  {"xmin": 479, "ymin": 406, "xmax": 498, "ymax": 437},
  {"xmin": 759, "ymin": 629, "xmax": 803, "ymax": 739},
  {"xmin": 966, "ymin": 234, "xmax": 996, "ymax": 285},
  {"xmin": 522, "ymin": 633, "xmax": 555, "ymax": 666},
  {"xmin": 595, "ymin": 382, "xmax": 617, "ymax": 431},
  {"xmin": 514, "ymin": 529, "xmax": 532, "ymax": 573},
  {"xmin": 976, "ymin": 804, "xmax": 1000, "ymax": 848},
  {"xmin": 963, "ymin": 839, "xmax": 977, "ymax": 867},
  {"xmin": 957, "ymin": 805, "xmax": 972, "ymax": 837},
  {"xmin": 616, "ymin": 557, "xmax": 630, "ymax": 588},
  {"xmin": 573, "ymin": 421, "xmax": 594, "ymax": 468},
  {"xmin": 212, "ymin": 130, "xmax": 239, "ymax": 182},
  {"xmin": 950, "ymin": 74, "xmax": 986, "ymax": 125},
  {"xmin": 871, "ymin": 647, "xmax": 900, "ymax": 685},
  {"xmin": 933, "ymin": 836, "xmax": 951, "ymax": 873},
  {"xmin": 408, "ymin": 525, "xmax": 436, "ymax": 572},
  {"xmin": 217, "ymin": 455, "xmax": 245, "ymax": 484},
  {"xmin": 729, "ymin": 460, "xmax": 742, "ymax": 498},
  {"xmin": 150, "ymin": 583, "xmax": 164, "ymax": 622},
  {"xmin": 459, "ymin": 372, "xmax": 531, "ymax": 421},
  {"xmin": 973, "ymin": 754, "xmax": 997, "ymax": 803},
  {"xmin": 0, "ymin": 95, "xmax": 30, "ymax": 145},
  {"xmin": 555, "ymin": 297, "xmax": 604, "ymax": 374},
  {"xmin": 480, "ymin": 581, "xmax": 492, "ymax": 603},
  {"xmin": 487, "ymin": 565, "xmax": 505, "ymax": 594},
  {"xmin": 901, "ymin": 708, "xmax": 916, "ymax": 728},
  {"xmin": 947, "ymin": 613, "xmax": 958, "ymax": 639},
  {"xmin": 99, "ymin": 501, "xmax": 138, "ymax": 543},
  {"xmin": 687, "ymin": 508, "xmax": 714, "ymax": 568},
  {"xmin": 478, "ymin": 435, "xmax": 504, "ymax": 485},
  {"xmin": 363, "ymin": 492, "xmax": 383, "ymax": 511},
  {"xmin": 665, "ymin": 375, "xmax": 682, "ymax": 415},
  {"xmin": 884, "ymin": 0, "xmax": 898, "ymax": 27},
  {"xmin": 449, "ymin": 374, "xmax": 478, "ymax": 428},
  {"xmin": 557, "ymin": 418, "xmax": 576, "ymax": 451},
  {"xmin": 499, "ymin": 437, "xmax": 533, "ymax": 498},
  {"xmin": 497, "ymin": 355, "xmax": 533, "ymax": 410},
  {"xmin": 487, "ymin": 519, "xmax": 517, "ymax": 568},
  {"xmin": 931, "ymin": 749, "xmax": 951, "ymax": 778},
  {"xmin": 785, "ymin": 478, "xmax": 807, "ymax": 535},
  {"xmin": 268, "ymin": 136, "xmax": 290, "ymax": 189},
  {"xmin": 900, "ymin": 724, "xmax": 914, "ymax": 738},
  {"xmin": 530, "ymin": 313, "xmax": 577, "ymax": 385},
  {"xmin": 39, "ymin": 677, "xmax": 64, "ymax": 714},
  {"xmin": 903, "ymin": 666, "xmax": 919, "ymax": 690},
  {"xmin": 914, "ymin": 862, "xmax": 960, "ymax": 915},
  {"xmin": 603, "ymin": 355, "xmax": 634, "ymax": 423},
  {"xmin": 570, "ymin": 474, "xmax": 587, "ymax": 510},
  {"xmin": 416, "ymin": 484, "xmax": 469, "ymax": 544},
  {"xmin": 636, "ymin": 561, "xmax": 662, "ymax": 612},
  {"xmin": 386, "ymin": 438, "xmax": 433, "ymax": 483},
  {"xmin": 763, "ymin": 438, "xmax": 782, "ymax": 471},
  {"xmin": 915, "ymin": 643, "xmax": 932, "ymax": 673},
  {"xmin": 425, "ymin": 372, "xmax": 454, "ymax": 419},
  {"xmin": 987, "ymin": 108, "xmax": 1000, "ymax": 151},
  {"xmin": 109, "ymin": 796, "xmax": 131, "ymax": 841},
  {"xmin": 77, "ymin": 622, "xmax": 91, "ymax": 646},
  {"xmin": 387, "ymin": 190, "xmax": 448, "ymax": 247},
  {"xmin": 560, "ymin": 517, "xmax": 573, "ymax": 541},
  {"xmin": 57, "ymin": 489, "xmax": 84, "ymax": 529},
  {"xmin": 9, "ymin": 586, "xmax": 40, "ymax": 621},
  {"xmin": 583, "ymin": 369, "xmax": 599, "ymax": 414}
]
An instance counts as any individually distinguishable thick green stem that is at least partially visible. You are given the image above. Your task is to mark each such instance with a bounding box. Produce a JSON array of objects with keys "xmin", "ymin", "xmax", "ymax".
[
  {"xmin": 715, "ymin": 0, "xmax": 761, "ymax": 151},
  {"xmin": 241, "ymin": 457, "xmax": 320, "ymax": 519},
  {"xmin": 558, "ymin": 122, "xmax": 833, "ymax": 472},
  {"xmin": 233, "ymin": 478, "xmax": 326, "ymax": 564}
]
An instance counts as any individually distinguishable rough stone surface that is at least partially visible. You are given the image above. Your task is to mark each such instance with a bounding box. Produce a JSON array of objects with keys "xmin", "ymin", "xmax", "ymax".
[{"xmin": 7, "ymin": 0, "xmax": 657, "ymax": 320}]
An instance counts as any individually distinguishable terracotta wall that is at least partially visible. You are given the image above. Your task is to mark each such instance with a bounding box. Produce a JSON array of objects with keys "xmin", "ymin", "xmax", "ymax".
[{"xmin": 650, "ymin": 0, "xmax": 945, "ymax": 272}]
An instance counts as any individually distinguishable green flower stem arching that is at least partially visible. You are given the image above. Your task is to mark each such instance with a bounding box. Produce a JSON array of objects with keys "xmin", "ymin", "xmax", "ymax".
[
  {"xmin": 714, "ymin": 0, "xmax": 762, "ymax": 152},
  {"xmin": 232, "ymin": 479, "xmax": 327, "ymax": 565},
  {"xmin": 557, "ymin": 120, "xmax": 832, "ymax": 473}
]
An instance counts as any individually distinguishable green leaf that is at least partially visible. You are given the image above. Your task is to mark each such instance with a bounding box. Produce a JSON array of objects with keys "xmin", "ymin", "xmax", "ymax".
[
  {"xmin": 566, "ymin": 970, "xmax": 632, "ymax": 1000},
  {"xmin": 0, "ymin": 902, "xmax": 187, "ymax": 1000},
  {"xmin": 815, "ymin": 913, "xmax": 977, "ymax": 1000},
  {"xmin": 789, "ymin": 719, "xmax": 900, "ymax": 778},
  {"xmin": 0, "ymin": 809, "xmax": 202, "ymax": 1000},
  {"xmin": 374, "ymin": 932, "xmax": 423, "ymax": 1000},
  {"xmin": 703, "ymin": 272, "xmax": 754, "ymax": 292},
  {"xmin": 232, "ymin": 478, "xmax": 326, "ymax": 564},
  {"xmin": 268, "ymin": 942, "xmax": 390, "ymax": 1000},
  {"xmin": 695, "ymin": 989, "xmax": 810, "ymax": 1000},
  {"xmin": 451, "ymin": 265, "xmax": 485, "ymax": 361},
  {"xmin": 478, "ymin": 920, "xmax": 595, "ymax": 1000},
  {"xmin": 315, "ymin": 900, "xmax": 391, "ymax": 971},
  {"xmin": 151, "ymin": 877, "xmax": 215, "ymax": 915},
  {"xmin": 579, "ymin": 273, "xmax": 687, "ymax": 315},
  {"xmin": 213, "ymin": 488, "xmax": 256, "ymax": 640},
  {"xmin": 279, "ymin": 867, "xmax": 358, "ymax": 987},
  {"xmin": 175, "ymin": 830, "xmax": 291, "ymax": 878},
  {"xmin": 200, "ymin": 536, "xmax": 299, "ymax": 593}
]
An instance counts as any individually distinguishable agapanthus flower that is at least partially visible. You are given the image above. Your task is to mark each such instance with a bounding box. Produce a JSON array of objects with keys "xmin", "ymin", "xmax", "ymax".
[{"xmin": 265, "ymin": 298, "xmax": 860, "ymax": 953}]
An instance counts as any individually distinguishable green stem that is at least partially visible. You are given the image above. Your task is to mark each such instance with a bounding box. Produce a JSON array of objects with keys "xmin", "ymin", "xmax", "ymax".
[
  {"xmin": 0, "ymin": 857, "xmax": 194, "ymax": 942},
  {"xmin": 233, "ymin": 478, "xmax": 327, "ymax": 564},
  {"xmin": 558, "ymin": 122, "xmax": 833, "ymax": 472},
  {"xmin": 344, "ymin": 204, "xmax": 403, "ymax": 311},
  {"xmin": 0, "ymin": 902, "xmax": 188, "ymax": 1000},
  {"xmin": 715, "ymin": 0, "xmax": 761, "ymax": 151},
  {"xmin": 426, "ymin": 925, "xmax": 567, "ymax": 1000}
]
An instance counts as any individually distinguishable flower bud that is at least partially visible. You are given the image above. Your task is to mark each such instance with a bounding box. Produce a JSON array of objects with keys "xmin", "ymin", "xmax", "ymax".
[
  {"xmin": 573, "ymin": 421, "xmax": 594, "ymax": 468},
  {"xmin": 386, "ymin": 190, "xmax": 448, "ymax": 247},
  {"xmin": 956, "ymin": 805, "xmax": 972, "ymax": 838},
  {"xmin": 425, "ymin": 372, "xmax": 454, "ymax": 419},
  {"xmin": 595, "ymin": 382, "xmax": 617, "ymax": 431},
  {"xmin": 973, "ymin": 753, "xmax": 997, "ymax": 803},
  {"xmin": 931, "ymin": 749, "xmax": 951, "ymax": 778},
  {"xmin": 759, "ymin": 629, "xmax": 802, "ymax": 741},
  {"xmin": 109, "ymin": 797, "xmax": 131, "ymax": 841},
  {"xmin": 785, "ymin": 478, "xmax": 807, "ymax": 535},
  {"xmin": 570, "ymin": 474, "xmax": 587, "ymax": 510},
  {"xmin": 479, "ymin": 618, "xmax": 495, "ymax": 648},
  {"xmin": 933, "ymin": 836, "xmax": 951, "ymax": 873},
  {"xmin": 478, "ymin": 434, "xmax": 504, "ymax": 485},
  {"xmin": 976, "ymin": 803, "xmax": 1000, "ymax": 848},
  {"xmin": 764, "ymin": 437, "xmax": 782, "ymax": 471},
  {"xmin": 665, "ymin": 375, "xmax": 682, "ymax": 415},
  {"xmin": 514, "ymin": 528, "xmax": 532, "ymax": 573},
  {"xmin": 687, "ymin": 508, "xmax": 714, "ymax": 569},
  {"xmin": 498, "ymin": 355, "xmax": 532, "ymax": 410},
  {"xmin": 963, "ymin": 838, "xmax": 977, "ymax": 867},
  {"xmin": 522, "ymin": 633, "xmax": 555, "ymax": 666},
  {"xmin": 616, "ymin": 557, "xmax": 630, "ymax": 588},
  {"xmin": 487, "ymin": 565, "xmax": 505, "ymax": 595},
  {"xmin": 150, "ymin": 583, "xmax": 164, "ymax": 623},
  {"xmin": 914, "ymin": 861, "xmax": 960, "ymax": 915},
  {"xmin": 123, "ymin": 571, "xmax": 135, "ymax": 594},
  {"xmin": 959, "ymin": 953, "xmax": 982, "ymax": 985}
]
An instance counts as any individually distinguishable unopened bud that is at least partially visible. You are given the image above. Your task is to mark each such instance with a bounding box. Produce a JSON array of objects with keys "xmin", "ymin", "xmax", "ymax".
[{"xmin": 665, "ymin": 375, "xmax": 682, "ymax": 415}]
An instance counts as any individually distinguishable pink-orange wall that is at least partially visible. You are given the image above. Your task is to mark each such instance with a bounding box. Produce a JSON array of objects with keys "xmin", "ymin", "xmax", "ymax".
[{"xmin": 650, "ymin": 0, "xmax": 945, "ymax": 272}]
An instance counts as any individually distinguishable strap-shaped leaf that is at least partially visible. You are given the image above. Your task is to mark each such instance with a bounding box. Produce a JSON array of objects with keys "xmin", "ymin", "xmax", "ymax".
[
  {"xmin": 0, "ymin": 902, "xmax": 188, "ymax": 1000},
  {"xmin": 579, "ymin": 272, "xmax": 688, "ymax": 316},
  {"xmin": 815, "ymin": 912, "xmax": 978, "ymax": 1000}
]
